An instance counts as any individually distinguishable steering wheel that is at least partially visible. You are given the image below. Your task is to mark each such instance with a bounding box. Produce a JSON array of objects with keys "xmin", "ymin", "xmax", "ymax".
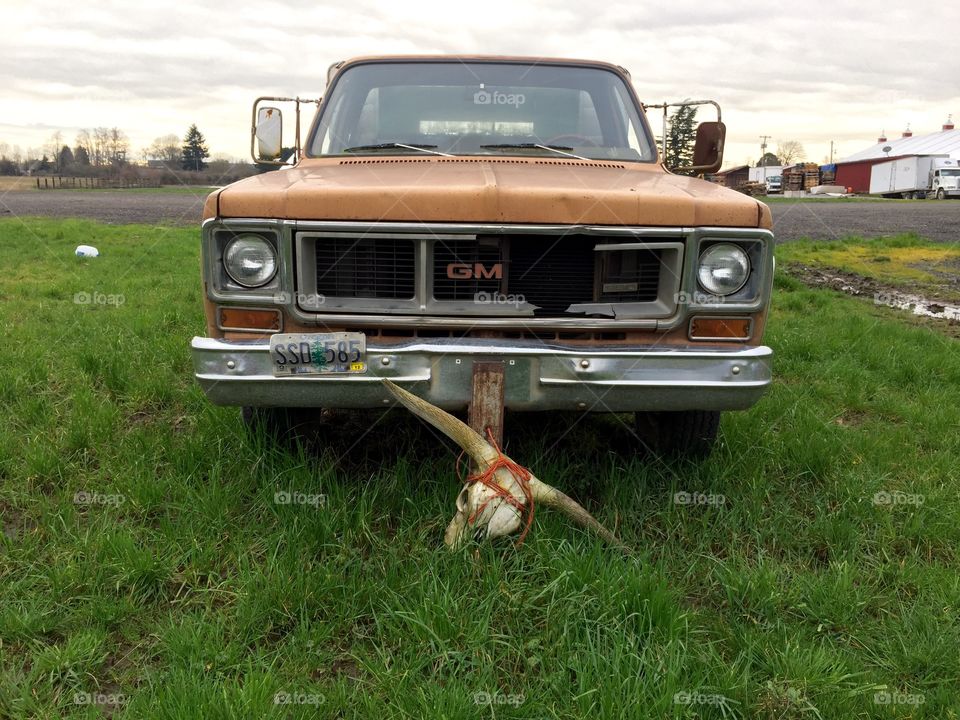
[{"xmin": 544, "ymin": 134, "xmax": 598, "ymax": 148}]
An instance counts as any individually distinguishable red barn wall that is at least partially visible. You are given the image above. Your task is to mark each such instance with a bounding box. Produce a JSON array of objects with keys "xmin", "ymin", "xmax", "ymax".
[{"xmin": 835, "ymin": 156, "xmax": 907, "ymax": 193}]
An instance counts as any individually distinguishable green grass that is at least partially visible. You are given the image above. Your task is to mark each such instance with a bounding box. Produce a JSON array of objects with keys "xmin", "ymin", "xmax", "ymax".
[
  {"xmin": 777, "ymin": 233, "xmax": 960, "ymax": 302},
  {"xmin": 1, "ymin": 218, "xmax": 959, "ymax": 718}
]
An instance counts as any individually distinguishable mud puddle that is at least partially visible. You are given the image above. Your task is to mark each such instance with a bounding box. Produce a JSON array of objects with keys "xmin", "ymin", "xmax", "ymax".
[{"xmin": 786, "ymin": 263, "xmax": 960, "ymax": 322}]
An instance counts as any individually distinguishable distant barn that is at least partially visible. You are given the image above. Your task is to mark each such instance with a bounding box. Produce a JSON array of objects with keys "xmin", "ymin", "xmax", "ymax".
[
  {"xmin": 835, "ymin": 119, "xmax": 960, "ymax": 192},
  {"xmin": 711, "ymin": 164, "xmax": 750, "ymax": 188}
]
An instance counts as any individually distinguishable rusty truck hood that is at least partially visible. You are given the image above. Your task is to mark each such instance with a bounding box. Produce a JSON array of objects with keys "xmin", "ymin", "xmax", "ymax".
[{"xmin": 213, "ymin": 157, "xmax": 767, "ymax": 228}]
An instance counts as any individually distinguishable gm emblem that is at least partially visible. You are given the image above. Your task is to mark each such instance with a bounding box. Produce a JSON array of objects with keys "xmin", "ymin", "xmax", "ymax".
[{"xmin": 446, "ymin": 262, "xmax": 503, "ymax": 280}]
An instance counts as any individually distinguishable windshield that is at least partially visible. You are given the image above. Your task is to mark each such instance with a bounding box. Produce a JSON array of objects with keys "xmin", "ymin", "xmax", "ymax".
[
  {"xmin": 940, "ymin": 169, "xmax": 960, "ymax": 177},
  {"xmin": 308, "ymin": 61, "xmax": 655, "ymax": 162}
]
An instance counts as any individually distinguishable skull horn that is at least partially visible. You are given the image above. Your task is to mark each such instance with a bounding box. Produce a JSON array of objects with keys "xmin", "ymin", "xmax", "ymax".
[{"xmin": 381, "ymin": 379, "xmax": 631, "ymax": 554}]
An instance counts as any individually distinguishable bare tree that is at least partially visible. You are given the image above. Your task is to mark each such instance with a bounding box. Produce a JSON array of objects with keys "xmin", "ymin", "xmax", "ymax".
[
  {"xmin": 777, "ymin": 140, "xmax": 806, "ymax": 165},
  {"xmin": 41, "ymin": 132, "xmax": 65, "ymax": 171},
  {"xmin": 146, "ymin": 134, "xmax": 182, "ymax": 165},
  {"xmin": 92, "ymin": 128, "xmax": 109, "ymax": 166},
  {"xmin": 107, "ymin": 127, "xmax": 129, "ymax": 164}
]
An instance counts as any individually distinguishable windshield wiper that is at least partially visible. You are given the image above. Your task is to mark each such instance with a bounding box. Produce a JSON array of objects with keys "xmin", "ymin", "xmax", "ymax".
[
  {"xmin": 480, "ymin": 143, "xmax": 587, "ymax": 160},
  {"xmin": 342, "ymin": 142, "xmax": 452, "ymax": 157}
]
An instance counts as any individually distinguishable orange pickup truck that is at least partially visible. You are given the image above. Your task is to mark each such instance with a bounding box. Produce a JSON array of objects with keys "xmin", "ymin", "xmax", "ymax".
[{"xmin": 191, "ymin": 55, "xmax": 773, "ymax": 457}]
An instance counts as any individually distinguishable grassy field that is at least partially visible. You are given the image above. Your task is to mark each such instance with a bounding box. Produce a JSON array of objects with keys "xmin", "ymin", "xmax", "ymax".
[
  {"xmin": 776, "ymin": 234, "xmax": 960, "ymax": 303},
  {"xmin": 1, "ymin": 218, "xmax": 958, "ymax": 718},
  {"xmin": 0, "ymin": 177, "xmax": 43, "ymax": 192}
]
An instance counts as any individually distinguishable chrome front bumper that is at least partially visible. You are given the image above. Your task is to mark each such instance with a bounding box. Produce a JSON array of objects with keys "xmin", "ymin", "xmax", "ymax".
[{"xmin": 191, "ymin": 337, "xmax": 773, "ymax": 412}]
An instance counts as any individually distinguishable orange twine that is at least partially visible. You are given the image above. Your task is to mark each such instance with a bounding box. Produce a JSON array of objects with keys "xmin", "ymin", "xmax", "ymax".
[{"xmin": 456, "ymin": 428, "xmax": 535, "ymax": 545}]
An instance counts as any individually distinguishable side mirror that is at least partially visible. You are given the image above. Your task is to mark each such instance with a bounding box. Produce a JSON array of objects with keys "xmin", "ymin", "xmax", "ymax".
[
  {"xmin": 682, "ymin": 121, "xmax": 726, "ymax": 175},
  {"xmin": 255, "ymin": 107, "xmax": 283, "ymax": 161},
  {"xmin": 250, "ymin": 96, "xmax": 321, "ymax": 165}
]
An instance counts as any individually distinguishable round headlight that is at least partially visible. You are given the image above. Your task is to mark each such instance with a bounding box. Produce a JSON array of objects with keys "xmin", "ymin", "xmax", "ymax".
[
  {"xmin": 223, "ymin": 234, "xmax": 277, "ymax": 287},
  {"xmin": 697, "ymin": 243, "xmax": 750, "ymax": 296}
]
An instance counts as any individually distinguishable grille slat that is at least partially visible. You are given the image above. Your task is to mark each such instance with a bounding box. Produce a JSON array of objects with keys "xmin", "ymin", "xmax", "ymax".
[{"xmin": 314, "ymin": 237, "xmax": 415, "ymax": 299}]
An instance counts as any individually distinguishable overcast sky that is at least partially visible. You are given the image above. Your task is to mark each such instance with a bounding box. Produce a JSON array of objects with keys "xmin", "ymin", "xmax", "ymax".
[{"xmin": 3, "ymin": 0, "xmax": 959, "ymax": 168}]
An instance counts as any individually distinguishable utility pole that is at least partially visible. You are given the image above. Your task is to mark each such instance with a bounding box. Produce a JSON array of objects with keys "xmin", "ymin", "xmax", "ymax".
[
  {"xmin": 759, "ymin": 135, "xmax": 771, "ymax": 166},
  {"xmin": 829, "ymin": 140, "xmax": 835, "ymax": 164}
]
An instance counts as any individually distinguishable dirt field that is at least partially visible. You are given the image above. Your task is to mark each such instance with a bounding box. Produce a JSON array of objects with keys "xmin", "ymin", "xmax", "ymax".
[
  {"xmin": 0, "ymin": 189, "xmax": 958, "ymax": 241},
  {"xmin": 769, "ymin": 199, "xmax": 959, "ymax": 243},
  {"xmin": 0, "ymin": 190, "xmax": 207, "ymax": 227}
]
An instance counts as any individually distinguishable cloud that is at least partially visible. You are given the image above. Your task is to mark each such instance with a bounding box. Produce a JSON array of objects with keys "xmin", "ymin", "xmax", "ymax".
[{"xmin": 1, "ymin": 0, "xmax": 958, "ymax": 164}]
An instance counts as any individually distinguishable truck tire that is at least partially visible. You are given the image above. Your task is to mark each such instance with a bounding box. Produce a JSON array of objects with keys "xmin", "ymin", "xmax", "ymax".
[
  {"xmin": 937, "ymin": 188, "xmax": 946, "ymax": 200},
  {"xmin": 635, "ymin": 410, "xmax": 721, "ymax": 459}
]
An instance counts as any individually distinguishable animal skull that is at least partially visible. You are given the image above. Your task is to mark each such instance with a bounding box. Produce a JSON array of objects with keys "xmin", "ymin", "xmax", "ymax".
[{"xmin": 381, "ymin": 380, "xmax": 631, "ymax": 553}]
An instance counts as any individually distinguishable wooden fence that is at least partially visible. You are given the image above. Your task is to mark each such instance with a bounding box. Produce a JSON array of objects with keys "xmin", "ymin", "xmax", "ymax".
[{"xmin": 35, "ymin": 176, "xmax": 162, "ymax": 190}]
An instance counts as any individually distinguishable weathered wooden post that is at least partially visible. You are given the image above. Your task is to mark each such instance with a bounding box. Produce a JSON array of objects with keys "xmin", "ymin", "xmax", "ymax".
[{"xmin": 468, "ymin": 361, "xmax": 506, "ymax": 448}]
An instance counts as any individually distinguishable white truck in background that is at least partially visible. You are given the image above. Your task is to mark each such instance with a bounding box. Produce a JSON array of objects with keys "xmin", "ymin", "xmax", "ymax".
[
  {"xmin": 869, "ymin": 155, "xmax": 956, "ymax": 199},
  {"xmin": 748, "ymin": 165, "xmax": 783, "ymax": 195},
  {"xmin": 930, "ymin": 158, "xmax": 960, "ymax": 199}
]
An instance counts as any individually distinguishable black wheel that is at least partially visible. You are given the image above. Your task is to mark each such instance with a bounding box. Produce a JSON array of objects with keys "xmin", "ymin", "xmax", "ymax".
[
  {"xmin": 634, "ymin": 410, "xmax": 721, "ymax": 459},
  {"xmin": 937, "ymin": 188, "xmax": 946, "ymax": 200}
]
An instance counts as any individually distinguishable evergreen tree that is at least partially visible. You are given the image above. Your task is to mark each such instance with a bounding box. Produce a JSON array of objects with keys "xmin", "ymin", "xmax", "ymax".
[
  {"xmin": 74, "ymin": 145, "xmax": 90, "ymax": 166},
  {"xmin": 757, "ymin": 152, "xmax": 780, "ymax": 167},
  {"xmin": 664, "ymin": 104, "xmax": 698, "ymax": 175},
  {"xmin": 59, "ymin": 145, "xmax": 75, "ymax": 169},
  {"xmin": 181, "ymin": 124, "xmax": 210, "ymax": 171}
]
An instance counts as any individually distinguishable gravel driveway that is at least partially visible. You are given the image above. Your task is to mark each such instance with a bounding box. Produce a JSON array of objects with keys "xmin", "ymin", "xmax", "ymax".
[
  {"xmin": 1, "ymin": 190, "xmax": 957, "ymax": 242},
  {"xmin": 0, "ymin": 190, "xmax": 206, "ymax": 227},
  {"xmin": 769, "ymin": 199, "xmax": 959, "ymax": 243}
]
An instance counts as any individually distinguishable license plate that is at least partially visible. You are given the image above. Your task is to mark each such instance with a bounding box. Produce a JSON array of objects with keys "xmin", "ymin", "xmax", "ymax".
[{"xmin": 270, "ymin": 332, "xmax": 366, "ymax": 376}]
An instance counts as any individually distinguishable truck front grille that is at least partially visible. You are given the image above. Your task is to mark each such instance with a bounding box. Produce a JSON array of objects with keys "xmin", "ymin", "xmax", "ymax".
[
  {"xmin": 314, "ymin": 237, "xmax": 415, "ymax": 299},
  {"xmin": 431, "ymin": 235, "xmax": 660, "ymax": 315},
  {"xmin": 296, "ymin": 229, "xmax": 676, "ymax": 317}
]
